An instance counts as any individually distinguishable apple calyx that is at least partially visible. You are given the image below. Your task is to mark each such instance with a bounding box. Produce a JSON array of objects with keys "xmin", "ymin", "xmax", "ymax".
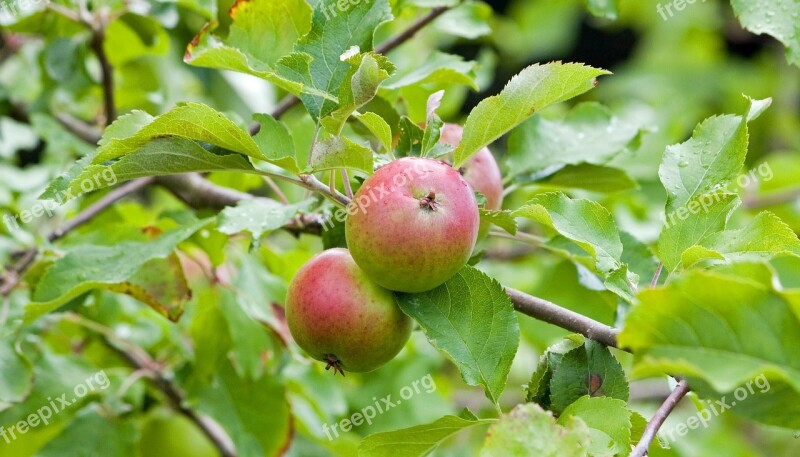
[
  {"xmin": 323, "ymin": 354, "xmax": 346, "ymax": 376},
  {"xmin": 419, "ymin": 190, "xmax": 440, "ymax": 211}
]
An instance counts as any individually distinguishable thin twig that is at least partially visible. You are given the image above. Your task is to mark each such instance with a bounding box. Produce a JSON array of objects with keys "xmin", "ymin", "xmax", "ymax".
[
  {"xmin": 49, "ymin": 178, "xmax": 154, "ymax": 242},
  {"xmin": 374, "ymin": 6, "xmax": 450, "ymax": 54},
  {"xmin": 64, "ymin": 313, "xmax": 238, "ymax": 457},
  {"xmin": 262, "ymin": 176, "xmax": 290, "ymax": 205},
  {"xmin": 88, "ymin": 17, "xmax": 116, "ymax": 125},
  {"xmin": 630, "ymin": 379, "xmax": 691, "ymax": 457}
]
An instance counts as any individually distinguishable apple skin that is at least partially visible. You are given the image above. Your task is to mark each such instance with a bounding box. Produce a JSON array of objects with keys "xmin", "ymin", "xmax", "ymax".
[
  {"xmin": 440, "ymin": 123, "xmax": 504, "ymax": 237},
  {"xmin": 285, "ymin": 248, "xmax": 412, "ymax": 373},
  {"xmin": 345, "ymin": 157, "xmax": 479, "ymax": 293}
]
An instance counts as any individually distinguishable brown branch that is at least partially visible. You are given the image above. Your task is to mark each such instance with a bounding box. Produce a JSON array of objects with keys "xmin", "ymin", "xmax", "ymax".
[
  {"xmin": 54, "ymin": 112, "xmax": 102, "ymax": 144},
  {"xmin": 63, "ymin": 313, "xmax": 238, "ymax": 457},
  {"xmin": 630, "ymin": 379, "xmax": 691, "ymax": 457},
  {"xmin": 375, "ymin": 6, "xmax": 449, "ymax": 55},
  {"xmin": 88, "ymin": 16, "xmax": 116, "ymax": 125},
  {"xmin": 154, "ymin": 174, "xmax": 324, "ymax": 235},
  {"xmin": 49, "ymin": 178, "xmax": 155, "ymax": 242},
  {"xmin": 505, "ymin": 287, "xmax": 621, "ymax": 349}
]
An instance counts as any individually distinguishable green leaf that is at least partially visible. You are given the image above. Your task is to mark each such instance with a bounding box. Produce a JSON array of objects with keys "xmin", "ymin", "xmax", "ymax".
[
  {"xmin": 382, "ymin": 51, "xmax": 478, "ymax": 91},
  {"xmin": 89, "ymin": 137, "xmax": 257, "ymax": 182},
  {"xmin": 105, "ymin": 13, "xmax": 169, "ymax": 67},
  {"xmin": 321, "ymin": 53, "xmax": 395, "ymax": 135},
  {"xmin": 187, "ymin": 363, "xmax": 292, "ymax": 456},
  {"xmin": 507, "ymin": 103, "xmax": 645, "ymax": 178},
  {"xmin": 54, "ymin": 104, "xmax": 297, "ymax": 200},
  {"xmin": 695, "ymin": 211, "xmax": 800, "ymax": 263},
  {"xmin": 95, "ymin": 103, "xmax": 262, "ymax": 163},
  {"xmin": 217, "ymin": 287, "xmax": 280, "ymax": 381},
  {"xmin": 558, "ymin": 396, "xmax": 632, "ymax": 456},
  {"xmin": 584, "ymin": 0, "xmax": 618, "ymax": 20},
  {"xmin": 26, "ymin": 219, "xmax": 211, "ymax": 321},
  {"xmin": 218, "ymin": 198, "xmax": 314, "ymax": 240},
  {"xmin": 531, "ymin": 163, "xmax": 639, "ymax": 193},
  {"xmin": 619, "ymin": 269, "xmax": 800, "ymax": 428},
  {"xmin": 184, "ymin": 0, "xmax": 312, "ymax": 94},
  {"xmin": 396, "ymin": 117, "xmax": 425, "ymax": 158},
  {"xmin": 434, "ymin": 1, "xmax": 493, "ymax": 39},
  {"xmin": 36, "ymin": 409, "xmax": 138, "ymax": 457},
  {"xmin": 358, "ymin": 413, "xmax": 495, "ymax": 457},
  {"xmin": 0, "ymin": 342, "xmax": 33, "ymax": 406},
  {"xmin": 514, "ymin": 192, "xmax": 623, "ymax": 277},
  {"xmin": 656, "ymin": 192, "xmax": 741, "ymax": 271},
  {"xmin": 730, "ymin": 0, "xmax": 800, "ymax": 67},
  {"xmin": 525, "ymin": 337, "xmax": 584, "ymax": 408},
  {"xmin": 395, "ymin": 266, "xmax": 520, "ymax": 406},
  {"xmin": 309, "ymin": 135, "xmax": 374, "ymax": 173},
  {"xmin": 453, "ymin": 62, "xmax": 610, "ymax": 167},
  {"xmin": 355, "ymin": 111, "xmax": 393, "ymax": 152},
  {"xmin": 659, "ymin": 97, "xmax": 770, "ymax": 215},
  {"xmin": 479, "ymin": 209, "xmax": 517, "ymax": 235},
  {"xmin": 252, "ymin": 113, "xmax": 300, "ymax": 173},
  {"xmin": 480, "ymin": 403, "xmax": 591, "ymax": 457},
  {"xmin": 277, "ymin": 0, "xmax": 393, "ymax": 119},
  {"xmin": 549, "ymin": 340, "xmax": 629, "ymax": 414}
]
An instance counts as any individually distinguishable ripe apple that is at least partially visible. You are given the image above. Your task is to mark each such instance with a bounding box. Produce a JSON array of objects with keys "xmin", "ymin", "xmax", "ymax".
[
  {"xmin": 285, "ymin": 248, "xmax": 412, "ymax": 374},
  {"xmin": 345, "ymin": 157, "xmax": 479, "ymax": 293},
  {"xmin": 440, "ymin": 123, "xmax": 504, "ymax": 237}
]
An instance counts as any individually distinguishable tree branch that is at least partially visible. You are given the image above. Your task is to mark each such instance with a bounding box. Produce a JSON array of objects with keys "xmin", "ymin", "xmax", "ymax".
[
  {"xmin": 154, "ymin": 174, "xmax": 324, "ymax": 235},
  {"xmin": 88, "ymin": 12, "xmax": 116, "ymax": 125},
  {"xmin": 63, "ymin": 313, "xmax": 238, "ymax": 457},
  {"xmin": 505, "ymin": 287, "xmax": 621, "ymax": 349},
  {"xmin": 630, "ymin": 378, "xmax": 691, "ymax": 457},
  {"xmin": 375, "ymin": 6, "xmax": 449, "ymax": 55}
]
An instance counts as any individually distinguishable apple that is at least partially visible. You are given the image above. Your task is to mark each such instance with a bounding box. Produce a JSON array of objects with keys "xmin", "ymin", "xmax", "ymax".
[
  {"xmin": 440, "ymin": 123, "xmax": 504, "ymax": 237},
  {"xmin": 345, "ymin": 157, "xmax": 479, "ymax": 292},
  {"xmin": 285, "ymin": 248, "xmax": 412, "ymax": 374}
]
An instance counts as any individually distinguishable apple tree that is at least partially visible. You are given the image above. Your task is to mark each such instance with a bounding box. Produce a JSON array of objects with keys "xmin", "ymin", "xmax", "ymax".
[{"xmin": 1, "ymin": 0, "xmax": 800, "ymax": 456}]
